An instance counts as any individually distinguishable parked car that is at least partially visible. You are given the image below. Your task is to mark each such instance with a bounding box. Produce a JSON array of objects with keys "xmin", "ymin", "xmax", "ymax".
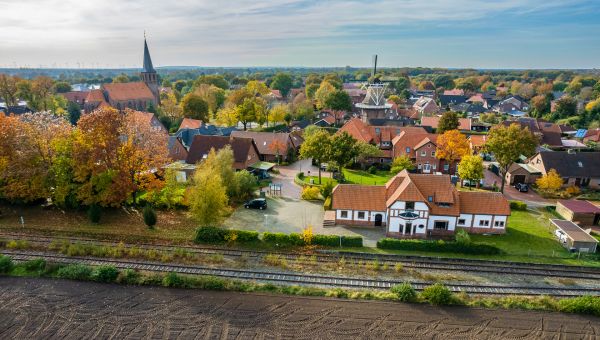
[
  {"xmin": 514, "ymin": 183, "xmax": 529, "ymax": 192},
  {"xmin": 244, "ymin": 198, "xmax": 267, "ymax": 210},
  {"xmin": 462, "ymin": 179, "xmax": 484, "ymax": 187}
]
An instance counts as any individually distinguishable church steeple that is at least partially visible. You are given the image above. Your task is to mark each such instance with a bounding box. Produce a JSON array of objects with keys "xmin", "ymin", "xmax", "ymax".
[{"xmin": 140, "ymin": 34, "xmax": 160, "ymax": 105}]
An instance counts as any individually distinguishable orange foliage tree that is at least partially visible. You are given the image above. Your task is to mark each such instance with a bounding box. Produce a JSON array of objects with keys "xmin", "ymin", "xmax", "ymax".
[{"xmin": 435, "ymin": 129, "xmax": 470, "ymax": 172}]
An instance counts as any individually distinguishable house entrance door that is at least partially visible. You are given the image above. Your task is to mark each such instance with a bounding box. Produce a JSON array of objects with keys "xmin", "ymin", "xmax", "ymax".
[
  {"xmin": 374, "ymin": 214, "xmax": 383, "ymax": 227},
  {"xmin": 423, "ymin": 164, "xmax": 431, "ymax": 173},
  {"xmin": 405, "ymin": 222, "xmax": 412, "ymax": 235}
]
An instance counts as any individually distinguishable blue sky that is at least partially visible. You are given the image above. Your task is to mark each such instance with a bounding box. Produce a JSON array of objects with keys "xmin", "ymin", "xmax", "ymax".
[{"xmin": 1, "ymin": 0, "xmax": 599, "ymax": 69}]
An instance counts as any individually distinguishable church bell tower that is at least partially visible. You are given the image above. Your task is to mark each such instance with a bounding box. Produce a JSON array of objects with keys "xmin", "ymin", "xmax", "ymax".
[{"xmin": 140, "ymin": 35, "xmax": 160, "ymax": 105}]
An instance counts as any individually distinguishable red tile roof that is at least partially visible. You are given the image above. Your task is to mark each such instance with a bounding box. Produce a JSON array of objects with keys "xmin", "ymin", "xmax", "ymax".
[
  {"xmin": 459, "ymin": 191, "xmax": 511, "ymax": 215},
  {"xmin": 420, "ymin": 116, "xmax": 472, "ymax": 130},
  {"xmin": 61, "ymin": 91, "xmax": 89, "ymax": 103},
  {"xmin": 332, "ymin": 185, "xmax": 387, "ymax": 211},
  {"xmin": 444, "ymin": 89, "xmax": 465, "ymax": 96},
  {"xmin": 558, "ymin": 200, "xmax": 600, "ymax": 214},
  {"xmin": 339, "ymin": 118, "xmax": 427, "ymax": 144},
  {"xmin": 179, "ymin": 118, "xmax": 203, "ymax": 130},
  {"xmin": 86, "ymin": 89, "xmax": 106, "ymax": 103},
  {"xmin": 468, "ymin": 135, "xmax": 488, "ymax": 147},
  {"xmin": 102, "ymin": 82, "xmax": 155, "ymax": 102},
  {"xmin": 230, "ymin": 131, "xmax": 294, "ymax": 156}
]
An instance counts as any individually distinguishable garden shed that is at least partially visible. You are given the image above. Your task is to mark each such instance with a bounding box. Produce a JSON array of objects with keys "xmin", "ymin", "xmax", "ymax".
[
  {"xmin": 556, "ymin": 200, "xmax": 600, "ymax": 226},
  {"xmin": 550, "ymin": 219, "xmax": 598, "ymax": 253}
]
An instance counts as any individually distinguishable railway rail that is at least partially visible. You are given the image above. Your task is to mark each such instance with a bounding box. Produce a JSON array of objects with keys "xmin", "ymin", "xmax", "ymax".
[
  {"xmin": 2, "ymin": 232, "xmax": 600, "ymax": 280},
  {"xmin": 2, "ymin": 249, "xmax": 599, "ymax": 297}
]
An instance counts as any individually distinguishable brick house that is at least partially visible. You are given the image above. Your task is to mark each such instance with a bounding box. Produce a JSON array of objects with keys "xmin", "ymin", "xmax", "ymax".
[
  {"xmin": 230, "ymin": 131, "xmax": 303, "ymax": 162},
  {"xmin": 331, "ymin": 170, "xmax": 510, "ymax": 238}
]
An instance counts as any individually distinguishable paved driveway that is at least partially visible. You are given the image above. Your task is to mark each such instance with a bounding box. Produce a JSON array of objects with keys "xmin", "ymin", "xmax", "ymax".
[
  {"xmin": 269, "ymin": 159, "xmax": 325, "ymax": 199},
  {"xmin": 483, "ymin": 169, "xmax": 554, "ymax": 207}
]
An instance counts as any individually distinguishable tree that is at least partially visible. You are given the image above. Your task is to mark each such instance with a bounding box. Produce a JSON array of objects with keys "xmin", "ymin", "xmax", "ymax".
[
  {"xmin": 0, "ymin": 74, "xmax": 20, "ymax": 107},
  {"xmin": 237, "ymin": 97, "xmax": 266, "ymax": 130},
  {"xmin": 188, "ymin": 150, "xmax": 230, "ymax": 226},
  {"xmin": 270, "ymin": 73, "xmax": 293, "ymax": 97},
  {"xmin": 195, "ymin": 75, "xmax": 229, "ymax": 90},
  {"xmin": 323, "ymin": 73, "xmax": 343, "ymax": 90},
  {"xmin": 305, "ymin": 83, "xmax": 320, "ymax": 100},
  {"xmin": 180, "ymin": 93, "xmax": 209, "ymax": 121},
  {"xmin": 67, "ymin": 101, "xmax": 81, "ymax": 125},
  {"xmin": 435, "ymin": 130, "xmax": 470, "ymax": 173},
  {"xmin": 232, "ymin": 170, "xmax": 257, "ymax": 201},
  {"xmin": 31, "ymin": 76, "xmax": 55, "ymax": 111},
  {"xmin": 484, "ymin": 124, "xmax": 538, "ymax": 193},
  {"xmin": 457, "ymin": 155, "xmax": 484, "ymax": 189},
  {"xmin": 143, "ymin": 205, "xmax": 157, "ymax": 229},
  {"xmin": 553, "ymin": 96, "xmax": 577, "ymax": 119},
  {"xmin": 160, "ymin": 92, "xmax": 183, "ymax": 121},
  {"xmin": 329, "ymin": 132, "xmax": 358, "ymax": 176},
  {"xmin": 391, "ymin": 155, "xmax": 415, "ymax": 174},
  {"xmin": 432, "ymin": 75, "xmax": 455, "ymax": 90},
  {"xmin": 215, "ymin": 106, "xmax": 239, "ymax": 126},
  {"xmin": 530, "ymin": 94, "xmax": 552, "ymax": 117},
  {"xmin": 54, "ymin": 81, "xmax": 71, "ymax": 93},
  {"xmin": 324, "ymin": 90, "xmax": 352, "ymax": 112},
  {"xmin": 355, "ymin": 142, "xmax": 382, "ymax": 168},
  {"xmin": 113, "ymin": 74, "xmax": 130, "ymax": 83},
  {"xmin": 194, "ymin": 84, "xmax": 225, "ymax": 114},
  {"xmin": 314, "ymin": 81, "xmax": 336, "ymax": 110},
  {"xmin": 437, "ymin": 111, "xmax": 460, "ymax": 133},
  {"xmin": 299, "ymin": 128, "xmax": 331, "ymax": 184},
  {"xmin": 268, "ymin": 104, "xmax": 289, "ymax": 125},
  {"xmin": 387, "ymin": 95, "xmax": 405, "ymax": 106},
  {"xmin": 536, "ymin": 169, "xmax": 563, "ymax": 193},
  {"xmin": 245, "ymin": 80, "xmax": 270, "ymax": 96},
  {"xmin": 269, "ymin": 140, "xmax": 287, "ymax": 164}
]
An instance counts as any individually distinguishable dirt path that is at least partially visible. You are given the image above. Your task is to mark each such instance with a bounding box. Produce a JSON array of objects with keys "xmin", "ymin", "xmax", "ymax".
[{"xmin": 0, "ymin": 277, "xmax": 598, "ymax": 339}]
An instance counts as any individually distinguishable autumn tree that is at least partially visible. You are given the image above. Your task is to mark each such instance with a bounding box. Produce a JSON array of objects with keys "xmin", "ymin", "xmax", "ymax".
[
  {"xmin": 484, "ymin": 124, "xmax": 538, "ymax": 193},
  {"xmin": 270, "ymin": 73, "xmax": 293, "ymax": 97},
  {"xmin": 268, "ymin": 104, "xmax": 289, "ymax": 125},
  {"xmin": 188, "ymin": 149, "xmax": 230, "ymax": 226},
  {"xmin": 160, "ymin": 92, "xmax": 182, "ymax": 122},
  {"xmin": 435, "ymin": 130, "xmax": 470, "ymax": 173},
  {"xmin": 324, "ymin": 90, "xmax": 352, "ymax": 112},
  {"xmin": 314, "ymin": 81, "xmax": 336, "ymax": 110},
  {"xmin": 457, "ymin": 155, "xmax": 484, "ymax": 189},
  {"xmin": 269, "ymin": 139, "xmax": 287, "ymax": 164},
  {"xmin": 391, "ymin": 155, "xmax": 415, "ymax": 174},
  {"xmin": 181, "ymin": 93, "xmax": 209, "ymax": 121},
  {"xmin": 215, "ymin": 106, "xmax": 239, "ymax": 126},
  {"xmin": 194, "ymin": 84, "xmax": 225, "ymax": 114},
  {"xmin": 0, "ymin": 74, "xmax": 20, "ymax": 107},
  {"xmin": 237, "ymin": 97, "xmax": 266, "ymax": 130},
  {"xmin": 54, "ymin": 81, "xmax": 71, "ymax": 93},
  {"xmin": 194, "ymin": 74, "xmax": 229, "ymax": 90},
  {"xmin": 536, "ymin": 169, "xmax": 563, "ymax": 193},
  {"xmin": 245, "ymin": 80, "xmax": 270, "ymax": 96},
  {"xmin": 437, "ymin": 111, "xmax": 460, "ymax": 133},
  {"xmin": 299, "ymin": 128, "xmax": 331, "ymax": 184}
]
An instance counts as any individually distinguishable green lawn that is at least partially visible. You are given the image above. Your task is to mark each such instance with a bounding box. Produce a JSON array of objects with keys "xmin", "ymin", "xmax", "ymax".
[
  {"xmin": 301, "ymin": 176, "xmax": 338, "ymax": 187},
  {"xmin": 342, "ymin": 169, "xmax": 394, "ymax": 185}
]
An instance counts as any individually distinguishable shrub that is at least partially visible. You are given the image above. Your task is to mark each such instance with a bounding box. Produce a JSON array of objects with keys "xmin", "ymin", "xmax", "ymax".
[
  {"xmin": 564, "ymin": 185, "xmax": 581, "ymax": 197},
  {"xmin": 509, "ymin": 200, "xmax": 527, "ymax": 211},
  {"xmin": 117, "ymin": 269, "xmax": 140, "ymax": 285},
  {"xmin": 143, "ymin": 205, "xmax": 157, "ymax": 229},
  {"xmin": 87, "ymin": 204, "xmax": 102, "ymax": 223},
  {"xmin": 92, "ymin": 266, "xmax": 120, "ymax": 283},
  {"xmin": 0, "ymin": 255, "xmax": 13, "ymax": 273},
  {"xmin": 57, "ymin": 264, "xmax": 93, "ymax": 280},
  {"xmin": 297, "ymin": 172, "xmax": 305, "ymax": 179},
  {"xmin": 6, "ymin": 240, "xmax": 29, "ymax": 250},
  {"xmin": 313, "ymin": 234, "xmax": 339, "ymax": 247},
  {"xmin": 368, "ymin": 165, "xmax": 377, "ymax": 174},
  {"xmin": 197, "ymin": 276, "xmax": 227, "ymax": 290},
  {"xmin": 320, "ymin": 181, "xmax": 335, "ymax": 199},
  {"xmin": 162, "ymin": 272, "xmax": 184, "ymax": 287},
  {"xmin": 263, "ymin": 232, "xmax": 304, "ymax": 246},
  {"xmin": 234, "ymin": 230, "xmax": 259, "ymax": 243},
  {"xmin": 23, "ymin": 259, "xmax": 46, "ymax": 272},
  {"xmin": 302, "ymin": 226, "xmax": 314, "ymax": 245},
  {"xmin": 194, "ymin": 226, "xmax": 227, "ymax": 243},
  {"xmin": 390, "ymin": 283, "xmax": 417, "ymax": 302},
  {"xmin": 301, "ymin": 186, "xmax": 321, "ymax": 200},
  {"xmin": 376, "ymin": 238, "xmax": 501, "ymax": 255},
  {"xmin": 455, "ymin": 229, "xmax": 471, "ymax": 245},
  {"xmin": 341, "ymin": 236, "xmax": 363, "ymax": 247},
  {"xmin": 420, "ymin": 283, "xmax": 453, "ymax": 305},
  {"xmin": 323, "ymin": 196, "xmax": 332, "ymax": 210},
  {"xmin": 558, "ymin": 296, "xmax": 600, "ymax": 316}
]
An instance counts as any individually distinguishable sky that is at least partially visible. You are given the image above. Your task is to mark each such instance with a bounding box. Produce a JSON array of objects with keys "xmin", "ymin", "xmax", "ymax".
[{"xmin": 1, "ymin": 0, "xmax": 599, "ymax": 69}]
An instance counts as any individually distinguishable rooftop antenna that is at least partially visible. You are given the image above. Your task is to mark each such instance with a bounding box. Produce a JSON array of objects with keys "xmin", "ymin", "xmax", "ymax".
[{"xmin": 372, "ymin": 54, "xmax": 378, "ymax": 78}]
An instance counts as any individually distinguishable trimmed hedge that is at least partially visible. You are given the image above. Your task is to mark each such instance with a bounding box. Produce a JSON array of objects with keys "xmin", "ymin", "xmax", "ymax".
[
  {"xmin": 263, "ymin": 232, "xmax": 304, "ymax": 246},
  {"xmin": 323, "ymin": 197, "xmax": 332, "ymax": 210},
  {"xmin": 509, "ymin": 200, "xmax": 527, "ymax": 211},
  {"xmin": 376, "ymin": 238, "xmax": 501, "ymax": 255},
  {"xmin": 194, "ymin": 226, "xmax": 259, "ymax": 244}
]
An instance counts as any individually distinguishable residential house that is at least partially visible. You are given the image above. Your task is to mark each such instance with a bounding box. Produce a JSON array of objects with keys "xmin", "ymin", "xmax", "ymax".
[
  {"xmin": 583, "ymin": 129, "xmax": 600, "ymax": 143},
  {"xmin": 494, "ymin": 95, "xmax": 529, "ymax": 114},
  {"xmin": 61, "ymin": 91, "xmax": 89, "ymax": 106},
  {"xmin": 448, "ymin": 102, "xmax": 488, "ymax": 116},
  {"xmin": 443, "ymin": 89, "xmax": 465, "ymax": 96},
  {"xmin": 501, "ymin": 118, "xmax": 563, "ymax": 147},
  {"xmin": 556, "ymin": 200, "xmax": 600, "ymax": 226},
  {"xmin": 391, "ymin": 131, "xmax": 456, "ymax": 174},
  {"xmin": 468, "ymin": 135, "xmax": 488, "ymax": 154},
  {"xmin": 413, "ymin": 96, "xmax": 439, "ymax": 115},
  {"xmin": 314, "ymin": 115, "xmax": 336, "ymax": 127},
  {"xmin": 186, "ymin": 135, "xmax": 261, "ymax": 170},
  {"xmin": 178, "ymin": 118, "xmax": 203, "ymax": 130},
  {"xmin": 331, "ymin": 170, "xmax": 510, "ymax": 238},
  {"xmin": 230, "ymin": 131, "xmax": 303, "ymax": 162},
  {"xmin": 175, "ymin": 124, "xmax": 238, "ymax": 149},
  {"xmin": 168, "ymin": 136, "xmax": 188, "ymax": 161},
  {"xmin": 507, "ymin": 151, "xmax": 600, "ymax": 188},
  {"xmin": 438, "ymin": 94, "xmax": 467, "ymax": 108}
]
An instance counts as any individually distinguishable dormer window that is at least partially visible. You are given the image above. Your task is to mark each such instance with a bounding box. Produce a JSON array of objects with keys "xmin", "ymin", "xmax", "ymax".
[
  {"xmin": 578, "ymin": 161, "xmax": 583, "ymax": 167},
  {"xmin": 405, "ymin": 202, "xmax": 415, "ymax": 210},
  {"xmin": 428, "ymin": 196, "xmax": 433, "ymax": 202}
]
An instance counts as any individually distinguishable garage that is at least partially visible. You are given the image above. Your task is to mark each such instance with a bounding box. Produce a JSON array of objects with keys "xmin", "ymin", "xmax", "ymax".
[
  {"xmin": 513, "ymin": 175, "xmax": 526, "ymax": 185},
  {"xmin": 551, "ymin": 219, "xmax": 598, "ymax": 253},
  {"xmin": 506, "ymin": 163, "xmax": 542, "ymax": 185}
]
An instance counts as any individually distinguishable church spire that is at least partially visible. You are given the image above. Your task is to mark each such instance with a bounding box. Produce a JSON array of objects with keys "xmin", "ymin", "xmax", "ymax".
[{"xmin": 143, "ymin": 36, "xmax": 155, "ymax": 73}]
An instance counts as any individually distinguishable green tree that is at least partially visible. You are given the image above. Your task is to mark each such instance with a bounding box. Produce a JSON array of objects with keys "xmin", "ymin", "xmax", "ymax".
[
  {"xmin": 432, "ymin": 75, "xmax": 455, "ymax": 90},
  {"xmin": 195, "ymin": 75, "xmax": 229, "ymax": 90},
  {"xmin": 299, "ymin": 128, "xmax": 331, "ymax": 184},
  {"xmin": 355, "ymin": 142, "xmax": 382, "ymax": 169},
  {"xmin": 188, "ymin": 150, "xmax": 230, "ymax": 226},
  {"xmin": 391, "ymin": 155, "xmax": 415, "ymax": 174},
  {"xmin": 67, "ymin": 101, "xmax": 81, "ymax": 125},
  {"xmin": 323, "ymin": 73, "xmax": 343, "ymax": 90},
  {"xmin": 553, "ymin": 96, "xmax": 577, "ymax": 119},
  {"xmin": 181, "ymin": 93, "xmax": 209, "ymax": 121},
  {"xmin": 484, "ymin": 124, "xmax": 538, "ymax": 193},
  {"xmin": 315, "ymin": 82, "xmax": 336, "ymax": 110},
  {"xmin": 54, "ymin": 81, "xmax": 71, "ymax": 93},
  {"xmin": 232, "ymin": 170, "xmax": 257, "ymax": 201},
  {"xmin": 329, "ymin": 132, "xmax": 359, "ymax": 176},
  {"xmin": 437, "ymin": 111, "xmax": 460, "ymax": 133},
  {"xmin": 143, "ymin": 205, "xmax": 157, "ymax": 229},
  {"xmin": 457, "ymin": 155, "xmax": 484, "ymax": 190},
  {"xmin": 305, "ymin": 83, "xmax": 320, "ymax": 100},
  {"xmin": 270, "ymin": 73, "xmax": 293, "ymax": 97},
  {"xmin": 324, "ymin": 90, "xmax": 352, "ymax": 112},
  {"xmin": 113, "ymin": 74, "xmax": 130, "ymax": 83},
  {"xmin": 237, "ymin": 97, "xmax": 266, "ymax": 130}
]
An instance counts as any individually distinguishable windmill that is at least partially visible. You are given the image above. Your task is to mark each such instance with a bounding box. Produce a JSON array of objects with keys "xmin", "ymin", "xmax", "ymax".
[{"xmin": 356, "ymin": 55, "xmax": 393, "ymax": 121}]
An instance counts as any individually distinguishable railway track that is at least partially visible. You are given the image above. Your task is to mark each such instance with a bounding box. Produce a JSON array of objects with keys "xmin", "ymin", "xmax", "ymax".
[
  {"xmin": 2, "ymin": 249, "xmax": 599, "ymax": 297},
  {"xmin": 2, "ymin": 232, "xmax": 600, "ymax": 280}
]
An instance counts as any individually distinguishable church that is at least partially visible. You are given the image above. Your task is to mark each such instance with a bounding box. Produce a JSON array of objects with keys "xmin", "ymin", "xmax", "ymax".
[{"xmin": 84, "ymin": 38, "xmax": 160, "ymax": 113}]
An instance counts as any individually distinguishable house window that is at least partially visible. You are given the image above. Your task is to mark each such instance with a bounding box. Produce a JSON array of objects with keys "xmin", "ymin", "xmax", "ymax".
[
  {"xmin": 418, "ymin": 164, "xmax": 422, "ymax": 169},
  {"xmin": 434, "ymin": 221, "xmax": 448, "ymax": 230},
  {"xmin": 479, "ymin": 220, "xmax": 490, "ymax": 226},
  {"xmin": 405, "ymin": 202, "xmax": 415, "ymax": 210},
  {"xmin": 432, "ymin": 164, "xmax": 436, "ymax": 170},
  {"xmin": 421, "ymin": 151, "xmax": 426, "ymax": 156},
  {"xmin": 340, "ymin": 211, "xmax": 348, "ymax": 218},
  {"xmin": 494, "ymin": 221, "xmax": 505, "ymax": 227},
  {"xmin": 443, "ymin": 164, "xmax": 449, "ymax": 171},
  {"xmin": 357, "ymin": 211, "xmax": 365, "ymax": 219},
  {"xmin": 431, "ymin": 151, "xmax": 435, "ymax": 157},
  {"xmin": 427, "ymin": 196, "xmax": 433, "ymax": 202},
  {"xmin": 458, "ymin": 219, "xmax": 466, "ymax": 225},
  {"xmin": 578, "ymin": 161, "xmax": 583, "ymax": 168},
  {"xmin": 375, "ymin": 128, "xmax": 381, "ymax": 134},
  {"xmin": 406, "ymin": 147, "xmax": 411, "ymax": 153}
]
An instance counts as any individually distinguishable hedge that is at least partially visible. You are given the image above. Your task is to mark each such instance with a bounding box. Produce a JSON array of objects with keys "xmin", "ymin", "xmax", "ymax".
[
  {"xmin": 323, "ymin": 197, "xmax": 332, "ymax": 210},
  {"xmin": 194, "ymin": 226, "xmax": 259, "ymax": 244},
  {"xmin": 376, "ymin": 238, "xmax": 501, "ymax": 255},
  {"xmin": 509, "ymin": 200, "xmax": 527, "ymax": 211},
  {"xmin": 263, "ymin": 232, "xmax": 304, "ymax": 246}
]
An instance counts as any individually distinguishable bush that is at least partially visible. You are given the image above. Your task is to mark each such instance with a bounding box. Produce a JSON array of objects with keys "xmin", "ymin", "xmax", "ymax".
[
  {"xmin": 162, "ymin": 272, "xmax": 184, "ymax": 287},
  {"xmin": 341, "ymin": 236, "xmax": 363, "ymax": 247},
  {"xmin": 92, "ymin": 266, "xmax": 119, "ymax": 283},
  {"xmin": 234, "ymin": 230, "xmax": 259, "ymax": 243},
  {"xmin": 320, "ymin": 181, "xmax": 335, "ymax": 199},
  {"xmin": 376, "ymin": 238, "xmax": 501, "ymax": 255},
  {"xmin": 263, "ymin": 232, "xmax": 305, "ymax": 246},
  {"xmin": 297, "ymin": 172, "xmax": 305, "ymax": 179},
  {"xmin": 391, "ymin": 283, "xmax": 417, "ymax": 302},
  {"xmin": 56, "ymin": 264, "xmax": 93, "ymax": 280},
  {"xmin": 558, "ymin": 296, "xmax": 600, "ymax": 316},
  {"xmin": 143, "ymin": 205, "xmax": 157, "ymax": 229},
  {"xmin": 194, "ymin": 226, "xmax": 227, "ymax": 243},
  {"xmin": 87, "ymin": 204, "xmax": 102, "ymax": 223},
  {"xmin": 323, "ymin": 196, "xmax": 332, "ymax": 210},
  {"xmin": 420, "ymin": 283, "xmax": 453, "ymax": 305},
  {"xmin": 509, "ymin": 200, "xmax": 527, "ymax": 211},
  {"xmin": 117, "ymin": 269, "xmax": 140, "ymax": 285},
  {"xmin": 368, "ymin": 165, "xmax": 377, "ymax": 174},
  {"xmin": 454, "ymin": 229, "xmax": 471, "ymax": 245},
  {"xmin": 301, "ymin": 186, "xmax": 321, "ymax": 200},
  {"xmin": 23, "ymin": 259, "xmax": 46, "ymax": 272},
  {"xmin": 0, "ymin": 255, "xmax": 13, "ymax": 273}
]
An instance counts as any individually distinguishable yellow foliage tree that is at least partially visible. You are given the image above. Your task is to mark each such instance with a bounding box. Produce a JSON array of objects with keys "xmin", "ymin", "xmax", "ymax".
[
  {"xmin": 302, "ymin": 225, "xmax": 314, "ymax": 245},
  {"xmin": 536, "ymin": 169, "xmax": 563, "ymax": 192},
  {"xmin": 435, "ymin": 130, "xmax": 470, "ymax": 171}
]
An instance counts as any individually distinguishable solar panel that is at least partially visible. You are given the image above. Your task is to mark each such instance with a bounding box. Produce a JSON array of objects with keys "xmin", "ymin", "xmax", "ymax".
[{"xmin": 575, "ymin": 129, "xmax": 587, "ymax": 138}]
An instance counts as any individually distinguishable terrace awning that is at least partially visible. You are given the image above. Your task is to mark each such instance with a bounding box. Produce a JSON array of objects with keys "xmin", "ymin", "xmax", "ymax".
[{"xmin": 250, "ymin": 161, "xmax": 276, "ymax": 171}]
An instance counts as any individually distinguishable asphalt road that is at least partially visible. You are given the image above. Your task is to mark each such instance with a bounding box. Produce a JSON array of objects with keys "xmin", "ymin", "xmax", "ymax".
[{"xmin": 0, "ymin": 277, "xmax": 598, "ymax": 339}]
